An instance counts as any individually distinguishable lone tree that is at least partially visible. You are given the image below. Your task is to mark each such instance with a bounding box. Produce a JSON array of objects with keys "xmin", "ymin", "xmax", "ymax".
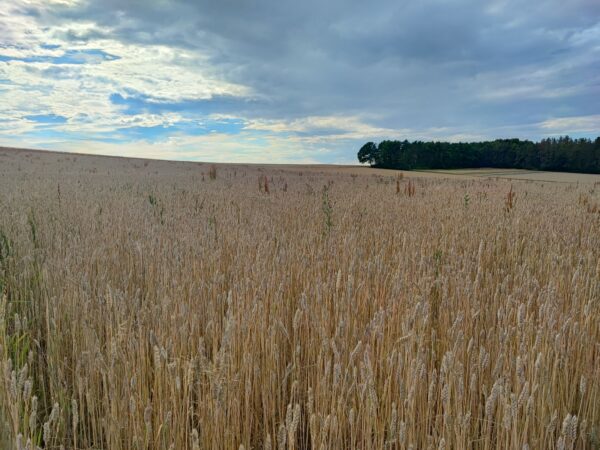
[{"xmin": 358, "ymin": 141, "xmax": 378, "ymax": 165}]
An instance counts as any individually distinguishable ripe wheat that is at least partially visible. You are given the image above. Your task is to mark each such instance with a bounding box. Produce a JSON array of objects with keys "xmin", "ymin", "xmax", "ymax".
[{"xmin": 0, "ymin": 148, "xmax": 598, "ymax": 449}]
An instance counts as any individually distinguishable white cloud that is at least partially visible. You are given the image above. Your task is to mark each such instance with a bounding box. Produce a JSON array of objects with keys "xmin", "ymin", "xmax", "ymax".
[
  {"xmin": 245, "ymin": 116, "xmax": 410, "ymax": 140},
  {"xmin": 539, "ymin": 115, "xmax": 600, "ymax": 134},
  {"xmin": 0, "ymin": 131, "xmax": 324, "ymax": 164},
  {"xmin": 0, "ymin": 0, "xmax": 252, "ymax": 139}
]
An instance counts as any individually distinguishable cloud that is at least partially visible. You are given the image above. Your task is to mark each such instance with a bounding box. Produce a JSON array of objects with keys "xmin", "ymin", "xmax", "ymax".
[
  {"xmin": 539, "ymin": 115, "xmax": 600, "ymax": 134},
  {"xmin": 0, "ymin": 0, "xmax": 598, "ymax": 163}
]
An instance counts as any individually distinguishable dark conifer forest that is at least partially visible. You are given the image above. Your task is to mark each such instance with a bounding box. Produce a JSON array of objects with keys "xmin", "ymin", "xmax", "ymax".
[{"xmin": 358, "ymin": 136, "xmax": 600, "ymax": 173}]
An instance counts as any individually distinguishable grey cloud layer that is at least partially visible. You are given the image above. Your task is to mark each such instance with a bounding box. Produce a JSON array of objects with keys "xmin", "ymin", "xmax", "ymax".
[{"xmin": 17, "ymin": 0, "xmax": 600, "ymax": 138}]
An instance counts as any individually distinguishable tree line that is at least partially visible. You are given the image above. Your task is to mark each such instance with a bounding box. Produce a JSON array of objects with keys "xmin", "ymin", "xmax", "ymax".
[{"xmin": 358, "ymin": 136, "xmax": 600, "ymax": 173}]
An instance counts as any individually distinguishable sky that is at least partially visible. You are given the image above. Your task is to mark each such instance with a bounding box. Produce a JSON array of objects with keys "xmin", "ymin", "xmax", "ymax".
[{"xmin": 0, "ymin": 0, "xmax": 599, "ymax": 164}]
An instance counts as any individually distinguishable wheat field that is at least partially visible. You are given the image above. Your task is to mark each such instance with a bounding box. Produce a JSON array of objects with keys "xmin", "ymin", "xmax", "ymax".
[{"xmin": 0, "ymin": 148, "xmax": 599, "ymax": 449}]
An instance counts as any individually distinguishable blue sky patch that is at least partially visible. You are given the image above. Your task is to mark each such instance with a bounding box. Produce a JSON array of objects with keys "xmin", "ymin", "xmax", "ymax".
[
  {"xmin": 115, "ymin": 118, "xmax": 247, "ymax": 141},
  {"xmin": 110, "ymin": 92, "xmax": 257, "ymax": 116},
  {"xmin": 0, "ymin": 48, "xmax": 120, "ymax": 65},
  {"xmin": 25, "ymin": 114, "xmax": 68, "ymax": 124},
  {"xmin": 117, "ymin": 125, "xmax": 178, "ymax": 140}
]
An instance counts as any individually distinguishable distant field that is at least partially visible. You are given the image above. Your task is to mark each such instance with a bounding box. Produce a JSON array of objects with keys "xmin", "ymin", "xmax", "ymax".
[
  {"xmin": 1, "ymin": 147, "xmax": 598, "ymax": 184},
  {"xmin": 424, "ymin": 168, "xmax": 600, "ymax": 183},
  {"xmin": 0, "ymin": 147, "xmax": 599, "ymax": 449}
]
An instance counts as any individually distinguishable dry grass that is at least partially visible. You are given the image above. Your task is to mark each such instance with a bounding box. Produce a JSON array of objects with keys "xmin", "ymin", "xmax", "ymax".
[{"xmin": 0, "ymin": 148, "xmax": 599, "ymax": 449}]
